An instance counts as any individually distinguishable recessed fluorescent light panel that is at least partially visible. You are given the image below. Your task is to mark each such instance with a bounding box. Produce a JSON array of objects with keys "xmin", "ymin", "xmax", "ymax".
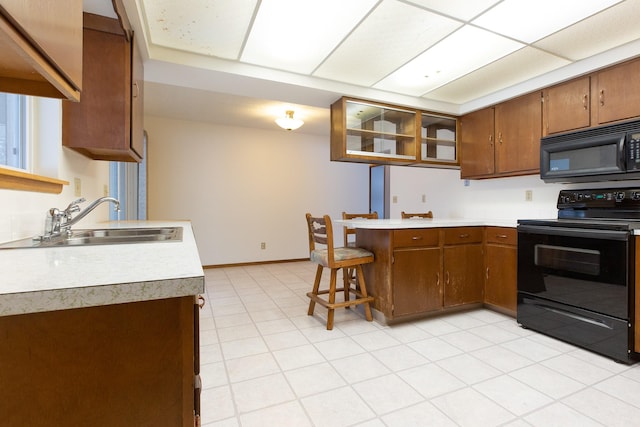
[
  {"xmin": 472, "ymin": 0, "xmax": 623, "ymax": 43},
  {"xmin": 241, "ymin": 0, "xmax": 378, "ymax": 74},
  {"xmin": 314, "ymin": 1, "xmax": 462, "ymax": 86},
  {"xmin": 374, "ymin": 25, "xmax": 524, "ymax": 96}
]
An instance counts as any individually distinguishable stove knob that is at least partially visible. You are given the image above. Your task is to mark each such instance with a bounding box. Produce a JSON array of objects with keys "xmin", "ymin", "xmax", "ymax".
[
  {"xmin": 633, "ymin": 192, "xmax": 640, "ymax": 201},
  {"xmin": 616, "ymin": 192, "xmax": 625, "ymax": 202}
]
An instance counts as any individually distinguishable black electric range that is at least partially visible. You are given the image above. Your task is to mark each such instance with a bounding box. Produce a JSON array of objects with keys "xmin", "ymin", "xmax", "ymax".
[{"xmin": 517, "ymin": 187, "xmax": 640, "ymax": 363}]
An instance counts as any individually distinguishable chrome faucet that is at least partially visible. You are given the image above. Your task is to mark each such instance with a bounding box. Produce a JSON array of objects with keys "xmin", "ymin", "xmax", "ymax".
[{"xmin": 42, "ymin": 197, "xmax": 121, "ymax": 239}]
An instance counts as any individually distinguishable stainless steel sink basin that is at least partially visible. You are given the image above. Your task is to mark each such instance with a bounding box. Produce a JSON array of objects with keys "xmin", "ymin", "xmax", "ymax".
[{"xmin": 0, "ymin": 227, "xmax": 183, "ymax": 249}]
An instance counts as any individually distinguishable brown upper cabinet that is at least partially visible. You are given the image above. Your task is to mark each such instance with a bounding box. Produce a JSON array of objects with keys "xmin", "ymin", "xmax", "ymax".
[
  {"xmin": 63, "ymin": 13, "xmax": 144, "ymax": 162},
  {"xmin": 461, "ymin": 92, "xmax": 542, "ymax": 179},
  {"xmin": 544, "ymin": 57, "xmax": 640, "ymax": 135},
  {"xmin": 0, "ymin": 0, "xmax": 82, "ymax": 101},
  {"xmin": 331, "ymin": 97, "xmax": 459, "ymax": 168}
]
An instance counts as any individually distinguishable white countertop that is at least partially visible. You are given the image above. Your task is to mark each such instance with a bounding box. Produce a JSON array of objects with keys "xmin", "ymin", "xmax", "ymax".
[
  {"xmin": 335, "ymin": 218, "xmax": 518, "ymax": 229},
  {"xmin": 0, "ymin": 221, "xmax": 205, "ymax": 316}
]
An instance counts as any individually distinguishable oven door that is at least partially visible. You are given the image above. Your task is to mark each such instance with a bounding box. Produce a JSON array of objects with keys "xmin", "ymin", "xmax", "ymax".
[{"xmin": 517, "ymin": 224, "xmax": 633, "ymax": 362}]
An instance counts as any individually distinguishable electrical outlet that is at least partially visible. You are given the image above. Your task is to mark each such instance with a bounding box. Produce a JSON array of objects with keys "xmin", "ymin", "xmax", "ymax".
[
  {"xmin": 392, "ymin": 195, "xmax": 398, "ymax": 204},
  {"xmin": 74, "ymin": 177, "xmax": 81, "ymax": 197},
  {"xmin": 525, "ymin": 190, "xmax": 533, "ymax": 201},
  {"xmin": 103, "ymin": 184, "xmax": 109, "ymax": 197},
  {"xmin": 421, "ymin": 194, "xmax": 426, "ymax": 203},
  {"xmin": 260, "ymin": 242, "xmax": 266, "ymax": 250}
]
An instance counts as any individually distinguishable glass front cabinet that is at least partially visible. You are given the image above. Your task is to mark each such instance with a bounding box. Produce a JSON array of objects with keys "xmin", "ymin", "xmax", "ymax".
[{"xmin": 331, "ymin": 97, "xmax": 459, "ymax": 168}]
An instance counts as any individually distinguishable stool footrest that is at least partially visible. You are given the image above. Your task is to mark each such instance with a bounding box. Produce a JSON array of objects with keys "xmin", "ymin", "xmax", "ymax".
[{"xmin": 306, "ymin": 292, "xmax": 374, "ymax": 310}]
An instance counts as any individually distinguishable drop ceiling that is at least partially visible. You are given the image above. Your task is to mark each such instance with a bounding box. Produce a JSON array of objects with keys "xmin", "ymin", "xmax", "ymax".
[{"xmin": 100, "ymin": 0, "xmax": 640, "ymax": 134}]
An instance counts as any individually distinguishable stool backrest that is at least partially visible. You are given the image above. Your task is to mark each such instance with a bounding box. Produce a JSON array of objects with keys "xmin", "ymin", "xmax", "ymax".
[
  {"xmin": 401, "ymin": 211, "xmax": 433, "ymax": 219},
  {"xmin": 306, "ymin": 213, "xmax": 335, "ymax": 260},
  {"xmin": 342, "ymin": 211, "xmax": 378, "ymax": 246}
]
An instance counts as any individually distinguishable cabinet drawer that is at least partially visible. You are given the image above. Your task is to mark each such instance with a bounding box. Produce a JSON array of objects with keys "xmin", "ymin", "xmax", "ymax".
[
  {"xmin": 393, "ymin": 228, "xmax": 439, "ymax": 248},
  {"xmin": 443, "ymin": 227, "xmax": 483, "ymax": 245},
  {"xmin": 485, "ymin": 227, "xmax": 517, "ymax": 245}
]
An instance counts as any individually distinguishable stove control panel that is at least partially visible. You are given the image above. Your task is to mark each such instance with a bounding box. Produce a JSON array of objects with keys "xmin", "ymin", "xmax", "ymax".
[{"xmin": 558, "ymin": 188, "xmax": 640, "ymax": 217}]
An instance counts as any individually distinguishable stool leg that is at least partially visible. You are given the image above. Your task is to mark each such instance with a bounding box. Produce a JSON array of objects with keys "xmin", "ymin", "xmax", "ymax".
[
  {"xmin": 342, "ymin": 267, "xmax": 350, "ymax": 306},
  {"xmin": 355, "ymin": 265, "xmax": 373, "ymax": 322},
  {"xmin": 308, "ymin": 265, "xmax": 323, "ymax": 316},
  {"xmin": 327, "ymin": 268, "xmax": 338, "ymax": 330}
]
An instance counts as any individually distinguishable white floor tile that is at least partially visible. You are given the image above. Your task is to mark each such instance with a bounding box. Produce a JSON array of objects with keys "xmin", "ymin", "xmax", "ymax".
[
  {"xmin": 474, "ymin": 375, "xmax": 553, "ymax": 415},
  {"xmin": 381, "ymin": 401, "xmax": 457, "ymax": 427},
  {"xmin": 301, "ymin": 386, "xmax": 376, "ymax": 427},
  {"xmin": 523, "ymin": 402, "xmax": 603, "ymax": 427},
  {"xmin": 352, "ymin": 374, "xmax": 424, "ymax": 415},
  {"xmin": 284, "ymin": 362, "xmax": 346, "ymax": 397},
  {"xmin": 231, "ymin": 373, "xmax": 295, "ymax": 413},
  {"xmin": 431, "ymin": 388, "xmax": 516, "ymax": 426},
  {"xmin": 200, "ymin": 262, "xmax": 640, "ymax": 426},
  {"xmin": 562, "ymin": 388, "xmax": 640, "ymax": 426},
  {"xmin": 238, "ymin": 401, "xmax": 312, "ymax": 427},
  {"xmin": 330, "ymin": 352, "xmax": 391, "ymax": 384},
  {"xmin": 510, "ymin": 364, "xmax": 585, "ymax": 399},
  {"xmin": 398, "ymin": 363, "xmax": 466, "ymax": 399},
  {"xmin": 437, "ymin": 353, "xmax": 502, "ymax": 385}
]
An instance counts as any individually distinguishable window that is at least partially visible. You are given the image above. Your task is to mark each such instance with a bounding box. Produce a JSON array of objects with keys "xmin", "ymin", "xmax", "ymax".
[
  {"xmin": 109, "ymin": 131, "xmax": 147, "ymax": 220},
  {"xmin": 0, "ymin": 93, "xmax": 27, "ymax": 170}
]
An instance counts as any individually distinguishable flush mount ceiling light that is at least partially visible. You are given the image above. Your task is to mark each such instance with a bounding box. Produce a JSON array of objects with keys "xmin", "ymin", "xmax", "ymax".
[{"xmin": 275, "ymin": 110, "xmax": 304, "ymax": 131}]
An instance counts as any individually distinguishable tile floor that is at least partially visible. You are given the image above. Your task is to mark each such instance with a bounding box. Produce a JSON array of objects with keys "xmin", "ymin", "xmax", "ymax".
[{"xmin": 199, "ymin": 261, "xmax": 640, "ymax": 426}]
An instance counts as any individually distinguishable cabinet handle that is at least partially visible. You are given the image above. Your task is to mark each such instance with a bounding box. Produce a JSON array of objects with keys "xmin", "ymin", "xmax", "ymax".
[
  {"xmin": 133, "ymin": 81, "xmax": 140, "ymax": 98},
  {"xmin": 495, "ymin": 234, "xmax": 508, "ymax": 239},
  {"xmin": 486, "ymin": 267, "xmax": 490, "ymax": 280},
  {"xmin": 459, "ymin": 233, "xmax": 470, "ymax": 239},
  {"xmin": 498, "ymin": 132, "xmax": 503, "ymax": 144},
  {"xmin": 599, "ymin": 89, "xmax": 605, "ymax": 106},
  {"xmin": 445, "ymin": 271, "xmax": 450, "ymax": 285},
  {"xmin": 198, "ymin": 295, "xmax": 206, "ymax": 309},
  {"xmin": 436, "ymin": 272, "xmax": 440, "ymax": 286},
  {"xmin": 583, "ymin": 94, "xmax": 588, "ymax": 110},
  {"xmin": 412, "ymin": 236, "xmax": 423, "ymax": 240}
]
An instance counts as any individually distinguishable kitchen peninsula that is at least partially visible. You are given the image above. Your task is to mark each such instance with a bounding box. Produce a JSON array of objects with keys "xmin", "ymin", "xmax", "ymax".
[
  {"xmin": 343, "ymin": 218, "xmax": 518, "ymax": 323},
  {"xmin": 0, "ymin": 221, "xmax": 205, "ymax": 427}
]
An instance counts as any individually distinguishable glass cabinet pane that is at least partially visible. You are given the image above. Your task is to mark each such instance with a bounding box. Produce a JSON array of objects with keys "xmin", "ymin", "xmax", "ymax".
[
  {"xmin": 420, "ymin": 114, "xmax": 457, "ymax": 162},
  {"xmin": 345, "ymin": 101, "xmax": 416, "ymax": 160}
]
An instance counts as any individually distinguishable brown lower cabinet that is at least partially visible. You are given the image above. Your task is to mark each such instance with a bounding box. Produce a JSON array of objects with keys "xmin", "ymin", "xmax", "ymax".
[
  {"xmin": 0, "ymin": 296, "xmax": 200, "ymax": 427},
  {"xmin": 484, "ymin": 227, "xmax": 518, "ymax": 315},
  {"xmin": 357, "ymin": 226, "xmax": 500, "ymax": 322}
]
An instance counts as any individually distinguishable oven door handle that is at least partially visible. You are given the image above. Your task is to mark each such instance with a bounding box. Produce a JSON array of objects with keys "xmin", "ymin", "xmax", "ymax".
[{"xmin": 517, "ymin": 224, "xmax": 630, "ymax": 241}]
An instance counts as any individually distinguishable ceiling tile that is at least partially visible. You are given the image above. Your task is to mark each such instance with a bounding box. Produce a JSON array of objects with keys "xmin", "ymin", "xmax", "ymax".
[
  {"xmin": 403, "ymin": 0, "xmax": 500, "ymax": 21},
  {"xmin": 373, "ymin": 25, "xmax": 523, "ymax": 96},
  {"xmin": 241, "ymin": 0, "xmax": 377, "ymax": 74},
  {"xmin": 424, "ymin": 47, "xmax": 571, "ymax": 104},
  {"xmin": 534, "ymin": 0, "xmax": 640, "ymax": 61},
  {"xmin": 472, "ymin": 0, "xmax": 622, "ymax": 43},
  {"xmin": 141, "ymin": 0, "xmax": 258, "ymax": 59},
  {"xmin": 313, "ymin": 1, "xmax": 461, "ymax": 87}
]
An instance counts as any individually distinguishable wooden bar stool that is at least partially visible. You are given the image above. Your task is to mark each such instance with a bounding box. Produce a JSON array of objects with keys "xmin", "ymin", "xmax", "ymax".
[
  {"xmin": 401, "ymin": 211, "xmax": 433, "ymax": 219},
  {"xmin": 341, "ymin": 211, "xmax": 378, "ymax": 290},
  {"xmin": 305, "ymin": 213, "xmax": 375, "ymax": 330}
]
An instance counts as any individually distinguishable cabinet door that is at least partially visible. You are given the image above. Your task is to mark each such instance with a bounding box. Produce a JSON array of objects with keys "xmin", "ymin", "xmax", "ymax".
[
  {"xmin": 443, "ymin": 244, "xmax": 483, "ymax": 307},
  {"xmin": 130, "ymin": 35, "xmax": 144, "ymax": 158},
  {"xmin": 484, "ymin": 244, "xmax": 517, "ymax": 313},
  {"xmin": 544, "ymin": 77, "xmax": 591, "ymax": 135},
  {"xmin": 594, "ymin": 58, "xmax": 640, "ymax": 125},
  {"xmin": 392, "ymin": 247, "xmax": 441, "ymax": 316},
  {"xmin": 495, "ymin": 92, "xmax": 542, "ymax": 174},
  {"xmin": 0, "ymin": 0, "xmax": 82, "ymax": 99},
  {"xmin": 62, "ymin": 14, "xmax": 142, "ymax": 162},
  {"xmin": 460, "ymin": 107, "xmax": 495, "ymax": 178}
]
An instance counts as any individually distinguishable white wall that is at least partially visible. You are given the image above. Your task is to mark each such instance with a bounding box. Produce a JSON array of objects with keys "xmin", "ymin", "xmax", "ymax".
[
  {"xmin": 146, "ymin": 115, "xmax": 640, "ymax": 267},
  {"xmin": 145, "ymin": 116, "xmax": 371, "ymax": 266},
  {"xmin": 0, "ymin": 101, "xmax": 111, "ymax": 244}
]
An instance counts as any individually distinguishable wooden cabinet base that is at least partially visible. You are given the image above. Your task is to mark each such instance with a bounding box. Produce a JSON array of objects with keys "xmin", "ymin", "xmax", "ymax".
[{"xmin": 0, "ymin": 297, "xmax": 197, "ymax": 427}]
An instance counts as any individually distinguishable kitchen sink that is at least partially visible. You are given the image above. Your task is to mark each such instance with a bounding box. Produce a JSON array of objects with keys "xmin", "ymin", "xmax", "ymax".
[{"xmin": 0, "ymin": 227, "xmax": 183, "ymax": 249}]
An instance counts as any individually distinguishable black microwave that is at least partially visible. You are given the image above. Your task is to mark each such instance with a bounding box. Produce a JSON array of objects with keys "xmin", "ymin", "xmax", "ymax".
[{"xmin": 541, "ymin": 119, "xmax": 640, "ymax": 183}]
